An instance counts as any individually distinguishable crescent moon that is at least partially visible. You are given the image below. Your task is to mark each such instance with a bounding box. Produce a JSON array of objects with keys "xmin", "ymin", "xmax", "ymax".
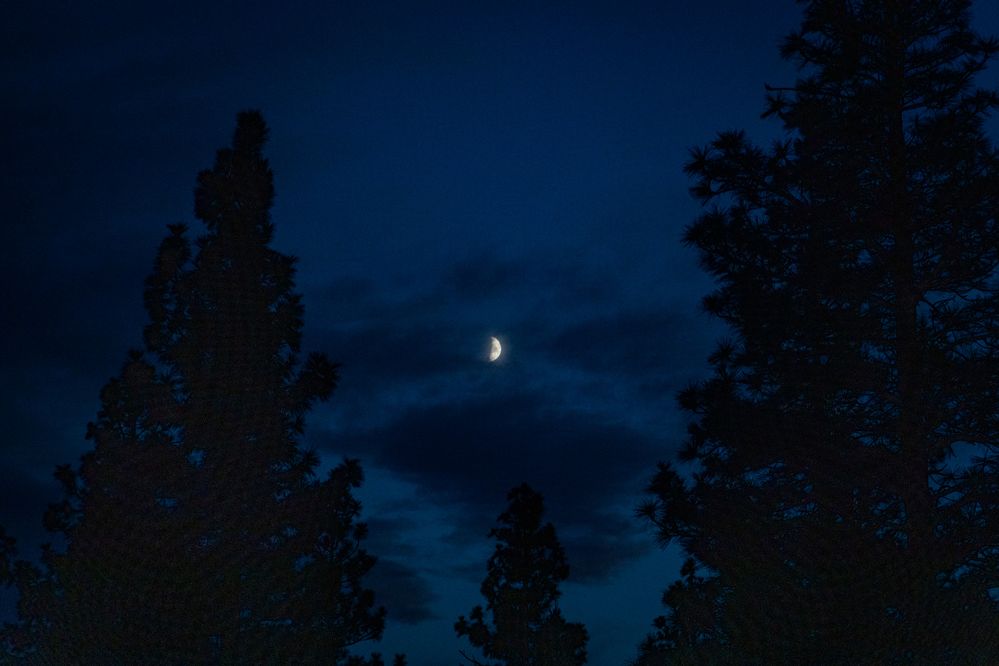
[{"xmin": 488, "ymin": 336, "xmax": 502, "ymax": 362}]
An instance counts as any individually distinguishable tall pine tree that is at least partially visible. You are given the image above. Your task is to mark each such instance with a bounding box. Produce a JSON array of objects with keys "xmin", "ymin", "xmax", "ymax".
[
  {"xmin": 638, "ymin": 1, "xmax": 999, "ymax": 663},
  {"xmin": 456, "ymin": 484, "xmax": 588, "ymax": 666},
  {"xmin": 2, "ymin": 112, "xmax": 391, "ymax": 664}
]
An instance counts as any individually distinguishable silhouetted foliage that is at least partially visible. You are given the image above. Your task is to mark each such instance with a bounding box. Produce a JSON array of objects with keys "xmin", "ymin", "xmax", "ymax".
[
  {"xmin": 638, "ymin": 1, "xmax": 999, "ymax": 663},
  {"xmin": 456, "ymin": 484, "xmax": 588, "ymax": 666},
  {"xmin": 346, "ymin": 653, "xmax": 407, "ymax": 666},
  {"xmin": 1, "ymin": 112, "xmax": 396, "ymax": 663},
  {"xmin": 0, "ymin": 529, "xmax": 16, "ymax": 587}
]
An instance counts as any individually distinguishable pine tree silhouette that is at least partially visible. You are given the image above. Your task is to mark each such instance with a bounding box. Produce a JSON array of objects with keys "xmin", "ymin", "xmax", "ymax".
[
  {"xmin": 1, "ymin": 112, "xmax": 396, "ymax": 664},
  {"xmin": 637, "ymin": 1, "xmax": 999, "ymax": 663},
  {"xmin": 456, "ymin": 484, "xmax": 588, "ymax": 666}
]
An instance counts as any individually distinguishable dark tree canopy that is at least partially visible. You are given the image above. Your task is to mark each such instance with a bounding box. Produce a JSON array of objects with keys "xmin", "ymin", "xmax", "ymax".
[
  {"xmin": 456, "ymin": 484, "xmax": 588, "ymax": 666},
  {"xmin": 1, "ymin": 112, "xmax": 394, "ymax": 664},
  {"xmin": 638, "ymin": 0, "xmax": 999, "ymax": 663}
]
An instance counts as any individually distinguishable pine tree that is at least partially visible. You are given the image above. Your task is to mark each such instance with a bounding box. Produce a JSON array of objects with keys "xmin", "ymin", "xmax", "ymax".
[
  {"xmin": 638, "ymin": 1, "xmax": 999, "ymax": 662},
  {"xmin": 456, "ymin": 484, "xmax": 588, "ymax": 666},
  {"xmin": 2, "ymin": 112, "xmax": 392, "ymax": 664}
]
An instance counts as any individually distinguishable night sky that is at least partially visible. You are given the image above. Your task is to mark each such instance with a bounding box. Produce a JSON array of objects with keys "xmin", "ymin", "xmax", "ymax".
[{"xmin": 6, "ymin": 1, "xmax": 999, "ymax": 663}]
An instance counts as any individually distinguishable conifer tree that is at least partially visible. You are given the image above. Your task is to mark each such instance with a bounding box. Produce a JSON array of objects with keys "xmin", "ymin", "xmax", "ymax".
[
  {"xmin": 456, "ymin": 484, "xmax": 588, "ymax": 666},
  {"xmin": 2, "ymin": 112, "xmax": 393, "ymax": 664},
  {"xmin": 638, "ymin": 1, "xmax": 999, "ymax": 662}
]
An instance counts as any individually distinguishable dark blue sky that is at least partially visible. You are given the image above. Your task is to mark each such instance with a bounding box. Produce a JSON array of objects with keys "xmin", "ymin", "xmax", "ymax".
[{"xmin": 5, "ymin": 1, "xmax": 999, "ymax": 663}]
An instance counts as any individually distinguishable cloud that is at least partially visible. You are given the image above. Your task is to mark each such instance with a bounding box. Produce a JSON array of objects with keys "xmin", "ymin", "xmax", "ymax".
[
  {"xmin": 364, "ymin": 515, "xmax": 423, "ymax": 560},
  {"xmin": 366, "ymin": 558, "xmax": 439, "ymax": 625},
  {"xmin": 440, "ymin": 254, "xmax": 527, "ymax": 301},
  {"xmin": 561, "ymin": 513, "xmax": 655, "ymax": 584},
  {"xmin": 319, "ymin": 391, "xmax": 666, "ymax": 583},
  {"xmin": 356, "ymin": 393, "xmax": 657, "ymax": 503},
  {"xmin": 327, "ymin": 322, "xmax": 475, "ymax": 387},
  {"xmin": 545, "ymin": 309, "xmax": 715, "ymax": 385}
]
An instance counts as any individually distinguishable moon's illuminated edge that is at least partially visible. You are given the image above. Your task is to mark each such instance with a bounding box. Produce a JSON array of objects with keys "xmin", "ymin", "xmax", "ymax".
[{"xmin": 489, "ymin": 336, "xmax": 502, "ymax": 361}]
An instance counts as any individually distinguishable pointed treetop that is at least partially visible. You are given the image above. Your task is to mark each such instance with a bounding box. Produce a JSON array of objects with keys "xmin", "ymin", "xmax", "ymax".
[
  {"xmin": 194, "ymin": 110, "xmax": 275, "ymax": 236},
  {"xmin": 232, "ymin": 110, "xmax": 270, "ymax": 157}
]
